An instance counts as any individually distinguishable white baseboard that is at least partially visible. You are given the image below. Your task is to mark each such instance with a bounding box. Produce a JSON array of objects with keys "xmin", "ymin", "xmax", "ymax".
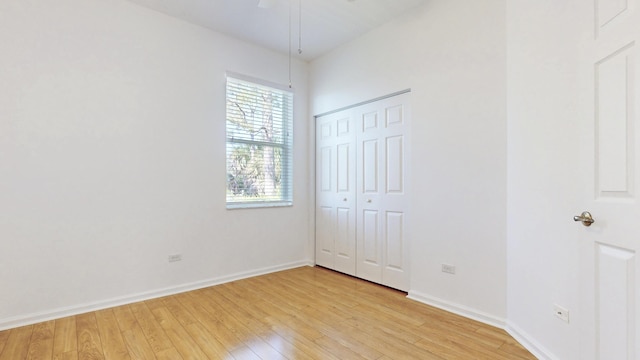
[
  {"xmin": 0, "ymin": 260, "xmax": 314, "ymax": 331},
  {"xmin": 406, "ymin": 290, "xmax": 506, "ymax": 328},
  {"xmin": 407, "ymin": 290, "xmax": 560, "ymax": 360},
  {"xmin": 505, "ymin": 321, "xmax": 557, "ymax": 360}
]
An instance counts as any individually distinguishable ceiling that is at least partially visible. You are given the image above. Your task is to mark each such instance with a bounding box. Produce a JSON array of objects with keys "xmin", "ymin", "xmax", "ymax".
[{"xmin": 125, "ymin": 0, "xmax": 427, "ymax": 61}]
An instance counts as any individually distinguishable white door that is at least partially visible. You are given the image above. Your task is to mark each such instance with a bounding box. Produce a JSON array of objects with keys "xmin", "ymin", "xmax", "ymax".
[
  {"xmin": 315, "ymin": 111, "xmax": 357, "ymax": 275},
  {"xmin": 356, "ymin": 94, "xmax": 411, "ymax": 291},
  {"xmin": 579, "ymin": 1, "xmax": 640, "ymax": 359}
]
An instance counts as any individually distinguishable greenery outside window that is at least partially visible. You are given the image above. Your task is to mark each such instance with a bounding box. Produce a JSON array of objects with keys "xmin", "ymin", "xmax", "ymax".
[{"xmin": 226, "ymin": 73, "xmax": 293, "ymax": 209}]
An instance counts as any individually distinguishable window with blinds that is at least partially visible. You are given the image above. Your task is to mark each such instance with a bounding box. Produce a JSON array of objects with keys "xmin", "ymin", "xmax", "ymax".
[{"xmin": 225, "ymin": 74, "xmax": 293, "ymax": 208}]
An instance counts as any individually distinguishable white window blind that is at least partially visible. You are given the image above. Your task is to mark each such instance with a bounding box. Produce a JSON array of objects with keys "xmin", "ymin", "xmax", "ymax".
[{"xmin": 225, "ymin": 74, "xmax": 293, "ymax": 208}]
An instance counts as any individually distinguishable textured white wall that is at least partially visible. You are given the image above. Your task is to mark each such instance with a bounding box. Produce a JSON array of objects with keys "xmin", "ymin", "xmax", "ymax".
[
  {"xmin": 310, "ymin": 0, "xmax": 508, "ymax": 323},
  {"xmin": 0, "ymin": 0, "xmax": 310, "ymax": 328}
]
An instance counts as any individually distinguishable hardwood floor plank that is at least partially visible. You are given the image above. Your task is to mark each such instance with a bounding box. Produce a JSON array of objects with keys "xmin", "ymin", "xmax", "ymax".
[
  {"xmin": 273, "ymin": 333, "xmax": 341, "ymax": 360},
  {"xmin": 129, "ymin": 302, "xmax": 173, "ymax": 354},
  {"xmin": 343, "ymin": 314, "xmax": 421, "ymax": 344},
  {"xmin": 255, "ymin": 315, "xmax": 342, "ymax": 359},
  {"xmin": 121, "ymin": 327, "xmax": 157, "ymax": 360},
  {"xmin": 184, "ymin": 322, "xmax": 233, "ymax": 359},
  {"xmin": 200, "ymin": 281, "xmax": 338, "ymax": 360},
  {"xmin": 95, "ymin": 309, "xmax": 131, "ymax": 360},
  {"xmin": 0, "ymin": 329, "xmax": 9, "ymax": 356},
  {"xmin": 179, "ymin": 291, "xmax": 248, "ymax": 352},
  {"xmin": 242, "ymin": 277, "xmax": 308, "ymax": 312},
  {"xmin": 216, "ymin": 282, "xmax": 328, "ymax": 360},
  {"xmin": 229, "ymin": 346, "xmax": 261, "ymax": 360},
  {"xmin": 413, "ymin": 336, "xmax": 480, "ymax": 360},
  {"xmin": 197, "ymin": 288, "xmax": 288, "ymax": 360},
  {"xmin": 341, "ymin": 317, "xmax": 443, "ymax": 360},
  {"xmin": 0, "ymin": 267, "xmax": 535, "ymax": 360},
  {"xmin": 142, "ymin": 298, "xmax": 166, "ymax": 313},
  {"xmin": 252, "ymin": 300, "xmax": 324, "ymax": 341},
  {"xmin": 113, "ymin": 306, "xmax": 159, "ymax": 359},
  {"xmin": 53, "ymin": 316, "xmax": 78, "ymax": 357},
  {"xmin": 155, "ymin": 347, "xmax": 183, "ymax": 360},
  {"xmin": 0, "ymin": 325, "xmax": 33, "ymax": 360},
  {"xmin": 150, "ymin": 307, "xmax": 209, "ymax": 359},
  {"xmin": 243, "ymin": 338, "xmax": 289, "ymax": 360},
  {"xmin": 313, "ymin": 335, "xmax": 371, "ymax": 360},
  {"xmin": 475, "ymin": 324, "xmax": 532, "ymax": 351},
  {"xmin": 188, "ymin": 289, "xmax": 245, "ymax": 344},
  {"xmin": 75, "ymin": 313, "xmax": 104, "ymax": 360},
  {"xmin": 256, "ymin": 335, "xmax": 317, "ymax": 360},
  {"xmin": 416, "ymin": 324, "xmax": 517, "ymax": 360},
  {"xmin": 158, "ymin": 297, "xmax": 197, "ymax": 328},
  {"xmin": 274, "ymin": 270, "xmax": 361, "ymax": 308},
  {"xmin": 247, "ymin": 301, "xmax": 342, "ymax": 360},
  {"xmin": 498, "ymin": 341, "xmax": 538, "ymax": 360},
  {"xmin": 53, "ymin": 351, "xmax": 79, "ymax": 360},
  {"xmin": 112, "ymin": 306, "xmax": 137, "ymax": 333},
  {"xmin": 26, "ymin": 320, "xmax": 55, "ymax": 360}
]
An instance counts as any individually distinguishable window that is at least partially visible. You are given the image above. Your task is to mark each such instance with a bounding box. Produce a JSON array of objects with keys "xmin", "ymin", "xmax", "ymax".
[{"xmin": 225, "ymin": 74, "xmax": 293, "ymax": 208}]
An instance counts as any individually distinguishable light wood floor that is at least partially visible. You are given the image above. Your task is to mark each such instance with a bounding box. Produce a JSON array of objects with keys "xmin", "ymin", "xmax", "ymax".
[{"xmin": 0, "ymin": 266, "xmax": 536, "ymax": 360}]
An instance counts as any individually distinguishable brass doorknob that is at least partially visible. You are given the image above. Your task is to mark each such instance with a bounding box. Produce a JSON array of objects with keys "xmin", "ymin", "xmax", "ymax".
[{"xmin": 573, "ymin": 211, "xmax": 595, "ymax": 227}]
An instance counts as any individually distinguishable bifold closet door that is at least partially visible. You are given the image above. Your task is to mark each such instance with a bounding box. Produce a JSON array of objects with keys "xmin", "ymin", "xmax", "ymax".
[
  {"xmin": 315, "ymin": 111, "xmax": 357, "ymax": 275},
  {"xmin": 355, "ymin": 94, "xmax": 410, "ymax": 291},
  {"xmin": 315, "ymin": 93, "xmax": 410, "ymax": 291}
]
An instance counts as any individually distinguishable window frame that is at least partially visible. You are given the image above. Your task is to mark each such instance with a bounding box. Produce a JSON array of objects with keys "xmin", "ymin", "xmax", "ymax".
[{"xmin": 225, "ymin": 72, "xmax": 294, "ymax": 209}]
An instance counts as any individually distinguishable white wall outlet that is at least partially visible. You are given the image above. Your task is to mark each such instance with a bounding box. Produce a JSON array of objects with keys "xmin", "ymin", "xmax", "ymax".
[
  {"xmin": 441, "ymin": 264, "xmax": 456, "ymax": 274},
  {"xmin": 168, "ymin": 254, "xmax": 182, "ymax": 262},
  {"xmin": 554, "ymin": 304, "xmax": 569, "ymax": 323}
]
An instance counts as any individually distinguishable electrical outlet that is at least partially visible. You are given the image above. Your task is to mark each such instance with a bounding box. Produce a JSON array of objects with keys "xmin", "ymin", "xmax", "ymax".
[
  {"xmin": 554, "ymin": 304, "xmax": 569, "ymax": 323},
  {"xmin": 441, "ymin": 264, "xmax": 456, "ymax": 274},
  {"xmin": 168, "ymin": 254, "xmax": 182, "ymax": 262}
]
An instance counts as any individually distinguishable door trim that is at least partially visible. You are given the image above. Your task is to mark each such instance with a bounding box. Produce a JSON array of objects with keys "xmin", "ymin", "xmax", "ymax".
[{"xmin": 314, "ymin": 89, "xmax": 412, "ymax": 118}]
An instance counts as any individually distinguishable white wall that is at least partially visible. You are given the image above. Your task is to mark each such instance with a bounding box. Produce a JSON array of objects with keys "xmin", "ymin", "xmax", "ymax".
[
  {"xmin": 310, "ymin": 0, "xmax": 508, "ymax": 323},
  {"xmin": 0, "ymin": 1, "xmax": 591, "ymax": 356},
  {"xmin": 506, "ymin": 1, "xmax": 590, "ymax": 358},
  {"xmin": 0, "ymin": 0, "xmax": 310, "ymax": 329}
]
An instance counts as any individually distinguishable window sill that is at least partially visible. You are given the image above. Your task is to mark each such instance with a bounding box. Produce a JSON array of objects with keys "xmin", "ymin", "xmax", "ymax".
[{"xmin": 226, "ymin": 201, "xmax": 293, "ymax": 210}]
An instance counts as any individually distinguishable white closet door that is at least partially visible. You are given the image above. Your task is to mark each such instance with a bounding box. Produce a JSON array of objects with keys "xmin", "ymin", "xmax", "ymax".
[
  {"xmin": 356, "ymin": 94, "xmax": 410, "ymax": 291},
  {"xmin": 315, "ymin": 111, "xmax": 357, "ymax": 275}
]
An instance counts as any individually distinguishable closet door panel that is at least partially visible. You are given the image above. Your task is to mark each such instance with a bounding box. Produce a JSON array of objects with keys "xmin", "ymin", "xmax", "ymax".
[
  {"xmin": 356, "ymin": 94, "xmax": 411, "ymax": 291},
  {"xmin": 357, "ymin": 208, "xmax": 381, "ymax": 283},
  {"xmin": 362, "ymin": 140, "xmax": 379, "ymax": 193},
  {"xmin": 315, "ymin": 112, "xmax": 356, "ymax": 275},
  {"xmin": 380, "ymin": 98, "xmax": 410, "ymax": 290},
  {"xmin": 384, "ymin": 211, "xmax": 407, "ymax": 290},
  {"xmin": 386, "ymin": 136, "xmax": 404, "ymax": 194},
  {"xmin": 315, "ymin": 130, "xmax": 335, "ymax": 268},
  {"xmin": 316, "ymin": 206, "xmax": 335, "ymax": 268}
]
